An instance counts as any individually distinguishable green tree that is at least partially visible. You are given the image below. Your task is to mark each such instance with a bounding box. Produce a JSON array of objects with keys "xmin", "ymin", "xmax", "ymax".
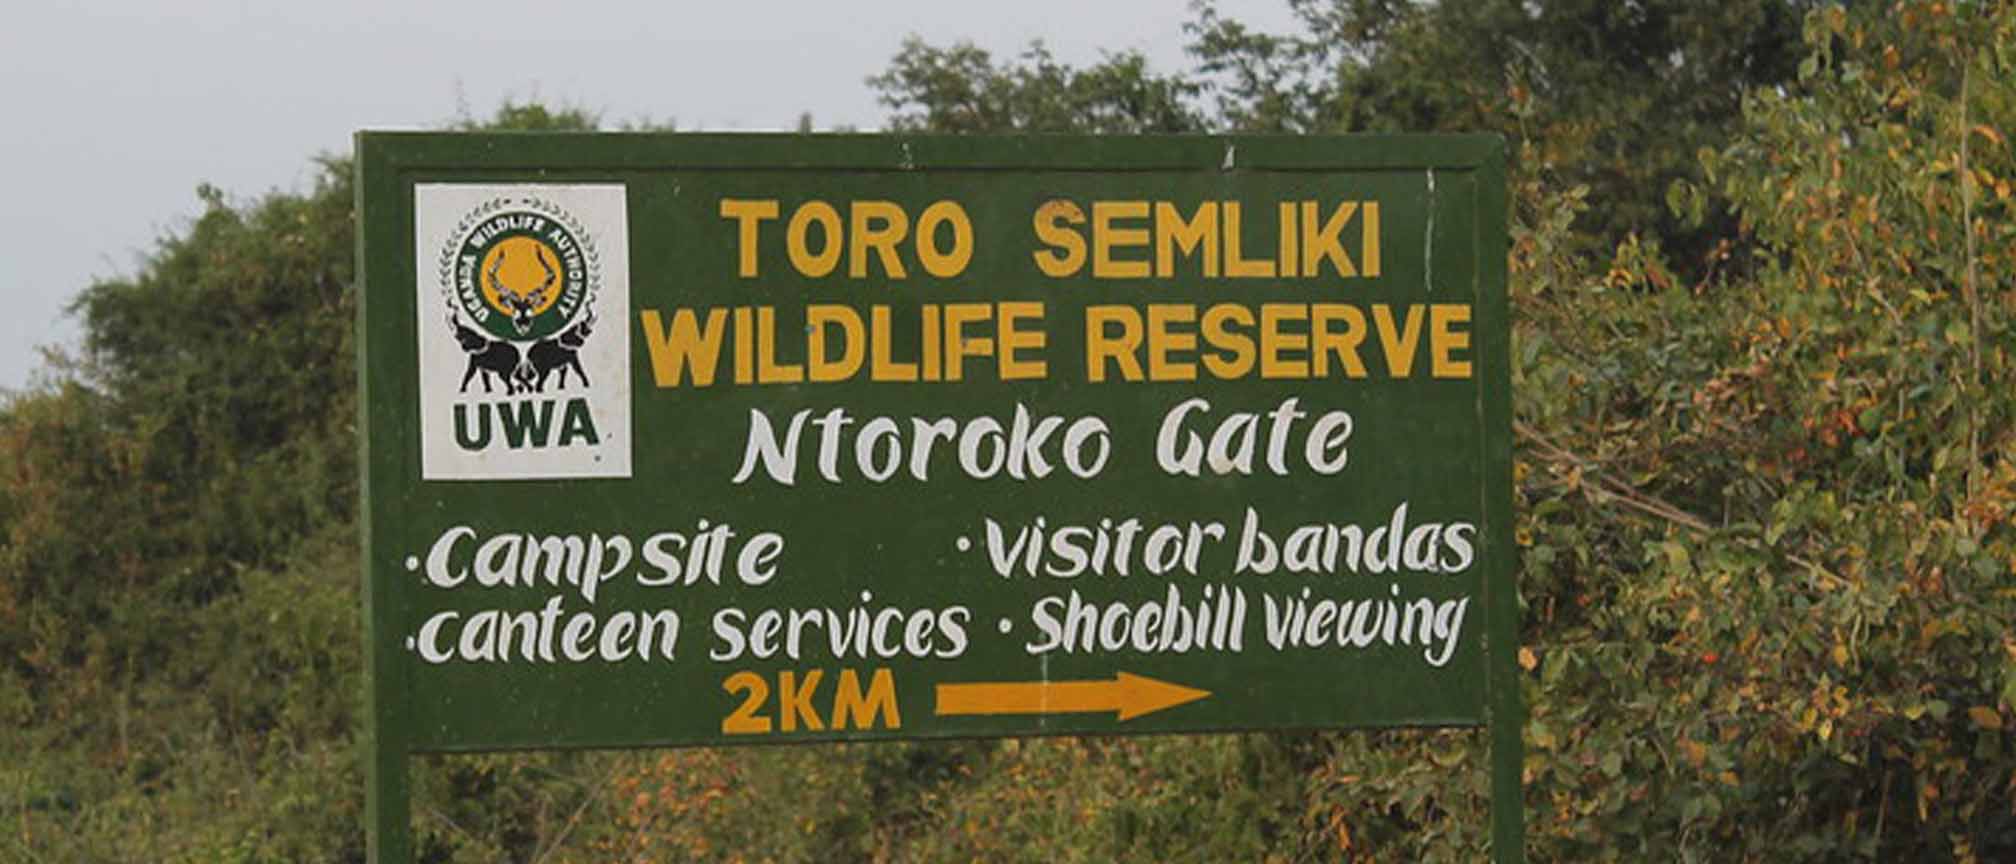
[
  {"xmin": 9, "ymin": 4, "xmax": 2012, "ymax": 858},
  {"xmin": 1189, "ymin": 0, "xmax": 1813, "ymax": 264},
  {"xmin": 1, "ymin": 102, "xmax": 615, "ymax": 862},
  {"xmin": 871, "ymin": 37, "xmax": 1206, "ymax": 133}
]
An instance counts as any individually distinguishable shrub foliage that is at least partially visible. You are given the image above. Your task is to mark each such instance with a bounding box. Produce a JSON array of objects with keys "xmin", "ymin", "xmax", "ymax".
[{"xmin": 4, "ymin": 4, "xmax": 2013, "ymax": 861}]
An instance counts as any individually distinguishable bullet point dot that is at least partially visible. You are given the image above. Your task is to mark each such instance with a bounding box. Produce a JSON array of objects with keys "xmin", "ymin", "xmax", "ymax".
[
  {"xmin": 956, "ymin": 536, "xmax": 971, "ymax": 552},
  {"xmin": 404, "ymin": 555, "xmax": 419, "ymax": 572},
  {"xmin": 997, "ymin": 618, "xmax": 1012, "ymax": 634},
  {"xmin": 404, "ymin": 636, "xmax": 416, "ymax": 650}
]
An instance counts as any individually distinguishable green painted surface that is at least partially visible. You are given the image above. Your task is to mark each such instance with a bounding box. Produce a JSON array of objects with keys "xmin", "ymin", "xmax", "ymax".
[{"xmin": 358, "ymin": 133, "xmax": 1518, "ymax": 861}]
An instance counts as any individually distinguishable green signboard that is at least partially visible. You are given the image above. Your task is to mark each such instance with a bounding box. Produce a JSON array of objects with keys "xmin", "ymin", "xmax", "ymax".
[{"xmin": 357, "ymin": 133, "xmax": 1520, "ymax": 861}]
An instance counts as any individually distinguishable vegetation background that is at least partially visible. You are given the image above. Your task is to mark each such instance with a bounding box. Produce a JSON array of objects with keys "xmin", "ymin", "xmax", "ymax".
[{"xmin": 4, "ymin": 1, "xmax": 2014, "ymax": 860}]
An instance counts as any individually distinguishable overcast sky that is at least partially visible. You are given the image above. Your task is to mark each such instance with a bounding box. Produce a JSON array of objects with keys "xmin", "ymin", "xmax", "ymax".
[{"xmin": 0, "ymin": 0, "xmax": 1303, "ymax": 391}]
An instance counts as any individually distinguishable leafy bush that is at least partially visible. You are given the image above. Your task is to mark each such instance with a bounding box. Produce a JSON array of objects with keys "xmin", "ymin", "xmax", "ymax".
[{"xmin": 4, "ymin": 4, "xmax": 2012, "ymax": 861}]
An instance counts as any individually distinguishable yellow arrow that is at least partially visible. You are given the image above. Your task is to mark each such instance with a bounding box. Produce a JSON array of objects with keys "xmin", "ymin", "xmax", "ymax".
[{"xmin": 934, "ymin": 672, "xmax": 1211, "ymax": 722}]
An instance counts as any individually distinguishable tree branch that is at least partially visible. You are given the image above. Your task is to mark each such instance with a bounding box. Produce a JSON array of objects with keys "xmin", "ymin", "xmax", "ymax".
[
  {"xmin": 1514, "ymin": 420, "xmax": 1839, "ymax": 584},
  {"xmin": 1959, "ymin": 57, "xmax": 1983, "ymax": 535}
]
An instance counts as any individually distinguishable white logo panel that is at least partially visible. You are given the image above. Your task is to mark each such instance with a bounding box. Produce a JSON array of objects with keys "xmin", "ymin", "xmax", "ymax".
[{"xmin": 414, "ymin": 184, "xmax": 631, "ymax": 480}]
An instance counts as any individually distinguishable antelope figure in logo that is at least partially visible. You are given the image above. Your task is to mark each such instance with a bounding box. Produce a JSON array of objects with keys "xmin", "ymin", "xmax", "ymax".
[
  {"xmin": 485, "ymin": 247, "xmax": 556, "ymax": 337},
  {"xmin": 525, "ymin": 310, "xmax": 596, "ymax": 392}
]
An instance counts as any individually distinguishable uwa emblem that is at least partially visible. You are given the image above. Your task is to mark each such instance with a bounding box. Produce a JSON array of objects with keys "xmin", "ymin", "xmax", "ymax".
[{"xmin": 414, "ymin": 184, "xmax": 631, "ymax": 480}]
